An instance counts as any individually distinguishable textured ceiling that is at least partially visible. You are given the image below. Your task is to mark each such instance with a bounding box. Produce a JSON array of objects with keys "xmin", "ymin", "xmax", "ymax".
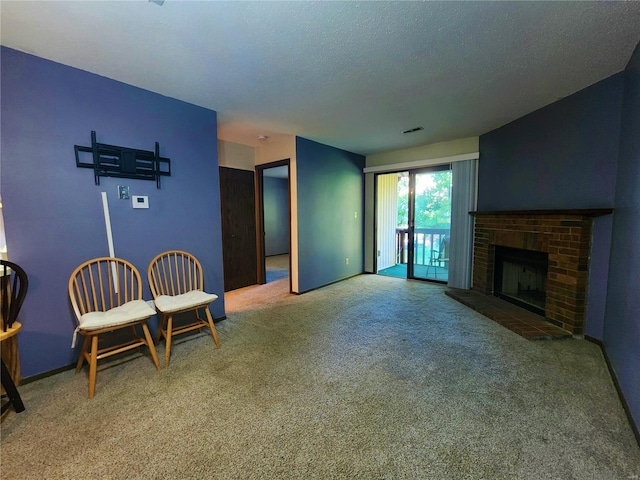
[{"xmin": 2, "ymin": 1, "xmax": 640, "ymax": 155}]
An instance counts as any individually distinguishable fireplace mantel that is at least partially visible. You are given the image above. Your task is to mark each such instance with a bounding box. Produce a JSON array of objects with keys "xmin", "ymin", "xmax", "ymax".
[
  {"xmin": 470, "ymin": 209, "xmax": 613, "ymax": 217},
  {"xmin": 470, "ymin": 209, "xmax": 611, "ymax": 335}
]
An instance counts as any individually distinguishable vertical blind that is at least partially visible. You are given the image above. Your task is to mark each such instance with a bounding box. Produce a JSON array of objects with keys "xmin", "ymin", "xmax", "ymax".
[
  {"xmin": 376, "ymin": 173, "xmax": 398, "ymax": 271},
  {"xmin": 448, "ymin": 159, "xmax": 478, "ymax": 289}
]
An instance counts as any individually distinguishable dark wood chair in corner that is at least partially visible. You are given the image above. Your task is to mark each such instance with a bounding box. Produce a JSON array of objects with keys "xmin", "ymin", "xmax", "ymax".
[
  {"xmin": 68, "ymin": 257, "xmax": 160, "ymax": 399},
  {"xmin": 148, "ymin": 250, "xmax": 220, "ymax": 367},
  {"xmin": 1, "ymin": 259, "xmax": 28, "ymax": 414}
]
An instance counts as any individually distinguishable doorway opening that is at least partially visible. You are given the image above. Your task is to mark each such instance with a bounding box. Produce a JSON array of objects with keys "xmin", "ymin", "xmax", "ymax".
[
  {"xmin": 256, "ymin": 160, "xmax": 291, "ymax": 291},
  {"xmin": 375, "ymin": 166, "xmax": 452, "ymax": 283}
]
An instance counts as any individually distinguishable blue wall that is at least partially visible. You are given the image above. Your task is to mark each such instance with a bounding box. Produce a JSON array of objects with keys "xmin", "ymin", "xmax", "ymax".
[
  {"xmin": 478, "ymin": 73, "xmax": 624, "ymax": 340},
  {"xmin": 296, "ymin": 137, "xmax": 365, "ymax": 292},
  {"xmin": 1, "ymin": 48, "xmax": 225, "ymax": 377},
  {"xmin": 478, "ymin": 73, "xmax": 623, "ymax": 211},
  {"xmin": 604, "ymin": 42, "xmax": 640, "ymax": 431},
  {"xmin": 478, "ymin": 62, "xmax": 639, "ymax": 433},
  {"xmin": 264, "ymin": 176, "xmax": 289, "ymax": 256}
]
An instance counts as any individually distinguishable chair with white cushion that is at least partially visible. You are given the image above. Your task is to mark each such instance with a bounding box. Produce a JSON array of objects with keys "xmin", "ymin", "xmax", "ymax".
[
  {"xmin": 147, "ymin": 250, "xmax": 220, "ymax": 366},
  {"xmin": 68, "ymin": 257, "xmax": 160, "ymax": 398}
]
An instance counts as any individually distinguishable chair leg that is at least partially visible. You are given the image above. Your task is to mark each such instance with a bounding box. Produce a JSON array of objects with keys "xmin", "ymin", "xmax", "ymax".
[
  {"xmin": 204, "ymin": 308, "xmax": 221, "ymax": 348},
  {"xmin": 164, "ymin": 315, "xmax": 173, "ymax": 367},
  {"xmin": 88, "ymin": 335, "xmax": 99, "ymax": 399},
  {"xmin": 1, "ymin": 358, "xmax": 25, "ymax": 413},
  {"xmin": 155, "ymin": 315, "xmax": 166, "ymax": 343},
  {"xmin": 142, "ymin": 324, "xmax": 160, "ymax": 370},
  {"xmin": 75, "ymin": 335, "xmax": 90, "ymax": 373}
]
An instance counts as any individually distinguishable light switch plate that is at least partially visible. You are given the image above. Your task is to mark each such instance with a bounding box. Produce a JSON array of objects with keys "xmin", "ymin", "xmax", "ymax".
[
  {"xmin": 132, "ymin": 195, "xmax": 149, "ymax": 209},
  {"xmin": 117, "ymin": 185, "xmax": 129, "ymax": 199}
]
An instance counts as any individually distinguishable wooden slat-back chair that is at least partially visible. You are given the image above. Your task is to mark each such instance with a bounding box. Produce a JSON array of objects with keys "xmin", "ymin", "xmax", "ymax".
[
  {"xmin": 148, "ymin": 250, "xmax": 220, "ymax": 366},
  {"xmin": 68, "ymin": 257, "xmax": 160, "ymax": 398}
]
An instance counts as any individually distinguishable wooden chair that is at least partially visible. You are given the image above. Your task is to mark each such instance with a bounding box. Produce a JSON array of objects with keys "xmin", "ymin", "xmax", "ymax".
[
  {"xmin": 68, "ymin": 257, "xmax": 160, "ymax": 399},
  {"xmin": 1, "ymin": 260, "xmax": 28, "ymax": 413},
  {"xmin": 148, "ymin": 250, "xmax": 220, "ymax": 366}
]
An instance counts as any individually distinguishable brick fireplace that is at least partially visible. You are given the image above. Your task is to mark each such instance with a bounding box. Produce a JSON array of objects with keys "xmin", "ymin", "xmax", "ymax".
[{"xmin": 470, "ymin": 209, "xmax": 612, "ymax": 335}]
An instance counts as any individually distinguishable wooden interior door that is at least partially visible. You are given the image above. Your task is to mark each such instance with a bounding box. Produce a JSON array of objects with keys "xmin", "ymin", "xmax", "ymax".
[{"xmin": 219, "ymin": 167, "xmax": 257, "ymax": 291}]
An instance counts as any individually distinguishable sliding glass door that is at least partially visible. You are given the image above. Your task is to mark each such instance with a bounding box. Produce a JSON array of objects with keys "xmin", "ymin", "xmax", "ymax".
[
  {"xmin": 376, "ymin": 166, "xmax": 451, "ymax": 283},
  {"xmin": 408, "ymin": 167, "xmax": 451, "ymax": 282}
]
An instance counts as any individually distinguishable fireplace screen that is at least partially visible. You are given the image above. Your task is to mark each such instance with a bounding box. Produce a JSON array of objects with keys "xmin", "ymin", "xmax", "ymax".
[{"xmin": 493, "ymin": 246, "xmax": 548, "ymax": 315}]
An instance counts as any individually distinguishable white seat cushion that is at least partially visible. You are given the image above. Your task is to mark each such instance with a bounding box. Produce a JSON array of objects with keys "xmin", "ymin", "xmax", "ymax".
[
  {"xmin": 79, "ymin": 299, "xmax": 156, "ymax": 331},
  {"xmin": 154, "ymin": 290, "xmax": 218, "ymax": 314}
]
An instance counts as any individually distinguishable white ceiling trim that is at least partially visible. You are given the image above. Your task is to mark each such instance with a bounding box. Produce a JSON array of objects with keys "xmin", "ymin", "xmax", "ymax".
[{"xmin": 363, "ymin": 153, "xmax": 479, "ymax": 174}]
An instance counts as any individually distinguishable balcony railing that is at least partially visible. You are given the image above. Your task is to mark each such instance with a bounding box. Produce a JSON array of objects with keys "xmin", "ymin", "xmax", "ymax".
[{"xmin": 396, "ymin": 227, "xmax": 450, "ymax": 266}]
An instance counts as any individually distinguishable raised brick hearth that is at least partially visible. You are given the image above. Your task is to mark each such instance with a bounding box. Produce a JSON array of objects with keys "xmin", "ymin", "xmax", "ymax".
[{"xmin": 470, "ymin": 209, "xmax": 612, "ymax": 335}]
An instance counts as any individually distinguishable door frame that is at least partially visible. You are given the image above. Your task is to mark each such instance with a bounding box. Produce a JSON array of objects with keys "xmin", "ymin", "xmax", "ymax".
[
  {"xmin": 255, "ymin": 159, "xmax": 292, "ymax": 292},
  {"xmin": 407, "ymin": 170, "xmax": 417, "ymax": 279}
]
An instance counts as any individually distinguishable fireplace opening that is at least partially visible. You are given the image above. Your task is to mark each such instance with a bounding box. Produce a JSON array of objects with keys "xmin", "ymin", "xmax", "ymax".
[{"xmin": 493, "ymin": 246, "xmax": 548, "ymax": 316}]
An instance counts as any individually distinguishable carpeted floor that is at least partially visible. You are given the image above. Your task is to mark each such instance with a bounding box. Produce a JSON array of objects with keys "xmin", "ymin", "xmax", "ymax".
[
  {"xmin": 265, "ymin": 254, "xmax": 289, "ymax": 283},
  {"xmin": 1, "ymin": 273, "xmax": 639, "ymax": 479}
]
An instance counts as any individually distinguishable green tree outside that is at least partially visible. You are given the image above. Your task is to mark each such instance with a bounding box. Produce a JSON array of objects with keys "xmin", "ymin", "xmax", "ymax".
[{"xmin": 397, "ymin": 171, "xmax": 451, "ymax": 229}]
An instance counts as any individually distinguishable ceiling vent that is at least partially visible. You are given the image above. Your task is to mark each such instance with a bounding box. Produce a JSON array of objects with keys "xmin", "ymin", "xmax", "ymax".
[{"xmin": 402, "ymin": 126, "xmax": 424, "ymax": 134}]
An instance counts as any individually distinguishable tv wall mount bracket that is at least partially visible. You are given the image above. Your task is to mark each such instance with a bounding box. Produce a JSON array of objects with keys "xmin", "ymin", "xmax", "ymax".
[{"xmin": 75, "ymin": 131, "xmax": 171, "ymax": 188}]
